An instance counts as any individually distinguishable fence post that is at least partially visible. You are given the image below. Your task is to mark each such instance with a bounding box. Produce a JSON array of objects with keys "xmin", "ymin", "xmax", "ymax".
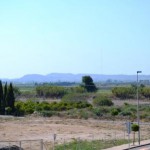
[
  {"xmin": 53, "ymin": 134, "xmax": 56, "ymax": 150},
  {"xmin": 64, "ymin": 139, "xmax": 65, "ymax": 150},
  {"xmin": 9, "ymin": 142, "xmax": 11, "ymax": 150},
  {"xmin": 30, "ymin": 140, "xmax": 32, "ymax": 150},
  {"xmin": 41, "ymin": 139, "xmax": 43, "ymax": 150},
  {"xmin": 19, "ymin": 141, "xmax": 21, "ymax": 149}
]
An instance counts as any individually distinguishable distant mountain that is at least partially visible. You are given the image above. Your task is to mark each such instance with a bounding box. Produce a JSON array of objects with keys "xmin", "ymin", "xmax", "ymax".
[{"xmin": 1, "ymin": 73, "xmax": 150, "ymax": 83}]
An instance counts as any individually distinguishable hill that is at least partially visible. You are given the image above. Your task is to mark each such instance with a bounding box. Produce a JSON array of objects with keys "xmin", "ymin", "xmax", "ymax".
[{"xmin": 1, "ymin": 73, "xmax": 150, "ymax": 83}]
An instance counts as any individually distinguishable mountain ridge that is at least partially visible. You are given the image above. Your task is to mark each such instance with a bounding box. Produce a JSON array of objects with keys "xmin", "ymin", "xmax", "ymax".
[{"xmin": 1, "ymin": 73, "xmax": 150, "ymax": 83}]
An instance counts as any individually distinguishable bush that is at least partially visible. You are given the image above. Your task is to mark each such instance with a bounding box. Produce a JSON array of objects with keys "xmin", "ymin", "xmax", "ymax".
[
  {"xmin": 5, "ymin": 107, "xmax": 12, "ymax": 115},
  {"xmin": 93, "ymin": 108, "xmax": 103, "ymax": 117},
  {"xmin": 112, "ymin": 87, "xmax": 136, "ymax": 99},
  {"xmin": 92, "ymin": 107, "xmax": 110, "ymax": 117},
  {"xmin": 119, "ymin": 110, "xmax": 132, "ymax": 116},
  {"xmin": 40, "ymin": 110, "xmax": 54, "ymax": 117},
  {"xmin": 69, "ymin": 86, "xmax": 87, "ymax": 93},
  {"xmin": 36, "ymin": 85, "xmax": 67, "ymax": 98},
  {"xmin": 78, "ymin": 110, "xmax": 89, "ymax": 119},
  {"xmin": 111, "ymin": 108, "xmax": 119, "ymax": 116},
  {"xmin": 62, "ymin": 93, "xmax": 89, "ymax": 102},
  {"xmin": 93, "ymin": 96, "xmax": 113, "ymax": 106}
]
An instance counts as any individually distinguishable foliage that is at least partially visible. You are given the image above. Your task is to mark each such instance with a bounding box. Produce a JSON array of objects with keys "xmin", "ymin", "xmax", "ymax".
[
  {"xmin": 82, "ymin": 76, "xmax": 97, "ymax": 92},
  {"xmin": 112, "ymin": 87, "xmax": 136, "ymax": 99},
  {"xmin": 69, "ymin": 86, "xmax": 87, "ymax": 93},
  {"xmin": 62, "ymin": 93, "xmax": 89, "ymax": 102},
  {"xmin": 141, "ymin": 87, "xmax": 150, "ymax": 99},
  {"xmin": 36, "ymin": 85, "xmax": 67, "ymax": 98},
  {"xmin": 40, "ymin": 110, "xmax": 55, "ymax": 117},
  {"xmin": 131, "ymin": 124, "xmax": 139, "ymax": 132},
  {"xmin": 6, "ymin": 83, "xmax": 15, "ymax": 112},
  {"xmin": 93, "ymin": 95, "xmax": 113, "ymax": 106},
  {"xmin": 13, "ymin": 87, "xmax": 21, "ymax": 97},
  {"xmin": 119, "ymin": 104, "xmax": 136, "ymax": 117},
  {"xmin": 111, "ymin": 108, "xmax": 119, "ymax": 116},
  {"xmin": 92, "ymin": 107, "xmax": 110, "ymax": 117},
  {"xmin": 131, "ymin": 123, "xmax": 139, "ymax": 145},
  {"xmin": 0, "ymin": 81, "xmax": 16, "ymax": 115},
  {"xmin": 20, "ymin": 90, "xmax": 36, "ymax": 98},
  {"xmin": 0, "ymin": 81, "xmax": 3, "ymax": 114},
  {"xmin": 14, "ymin": 100, "xmax": 92, "ymax": 116}
]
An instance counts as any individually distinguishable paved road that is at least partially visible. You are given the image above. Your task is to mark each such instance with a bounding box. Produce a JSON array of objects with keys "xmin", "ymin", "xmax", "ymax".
[
  {"xmin": 130, "ymin": 144, "xmax": 150, "ymax": 150},
  {"xmin": 104, "ymin": 140, "xmax": 150, "ymax": 150}
]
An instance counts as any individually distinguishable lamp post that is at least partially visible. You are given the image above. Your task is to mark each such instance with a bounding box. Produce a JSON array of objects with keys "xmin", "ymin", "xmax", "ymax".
[{"xmin": 137, "ymin": 71, "xmax": 142, "ymax": 145}]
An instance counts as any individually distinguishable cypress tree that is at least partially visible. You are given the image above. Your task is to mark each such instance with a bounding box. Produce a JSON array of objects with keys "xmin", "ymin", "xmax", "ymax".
[
  {"xmin": 6, "ymin": 83, "xmax": 15, "ymax": 113},
  {"xmin": 0, "ymin": 80, "xmax": 3, "ymax": 114},
  {"xmin": 3, "ymin": 82, "xmax": 7, "ymax": 107},
  {"xmin": 1, "ymin": 82, "xmax": 8, "ymax": 115}
]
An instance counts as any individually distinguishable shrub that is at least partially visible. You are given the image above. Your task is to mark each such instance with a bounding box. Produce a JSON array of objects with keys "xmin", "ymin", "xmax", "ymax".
[
  {"xmin": 119, "ymin": 110, "xmax": 132, "ymax": 116},
  {"xmin": 93, "ymin": 96, "xmax": 113, "ymax": 106},
  {"xmin": 78, "ymin": 110, "xmax": 89, "ymax": 119},
  {"xmin": 111, "ymin": 108, "xmax": 119, "ymax": 116},
  {"xmin": 112, "ymin": 87, "xmax": 136, "ymax": 99},
  {"xmin": 62, "ymin": 93, "xmax": 89, "ymax": 102},
  {"xmin": 69, "ymin": 86, "xmax": 87, "ymax": 93},
  {"xmin": 40, "ymin": 110, "xmax": 54, "ymax": 117},
  {"xmin": 93, "ymin": 108, "xmax": 102, "ymax": 117},
  {"xmin": 5, "ymin": 107, "xmax": 12, "ymax": 115},
  {"xmin": 92, "ymin": 107, "xmax": 110, "ymax": 117},
  {"xmin": 36, "ymin": 85, "xmax": 67, "ymax": 98}
]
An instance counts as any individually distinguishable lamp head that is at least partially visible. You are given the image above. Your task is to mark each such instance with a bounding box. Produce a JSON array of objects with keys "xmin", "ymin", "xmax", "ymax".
[{"xmin": 137, "ymin": 71, "xmax": 142, "ymax": 74}]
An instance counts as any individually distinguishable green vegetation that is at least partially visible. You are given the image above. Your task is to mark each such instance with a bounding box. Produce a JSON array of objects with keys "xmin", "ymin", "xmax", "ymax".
[
  {"xmin": 0, "ymin": 76, "xmax": 150, "ymax": 121},
  {"xmin": 0, "ymin": 81, "xmax": 16, "ymax": 115},
  {"xmin": 62, "ymin": 93, "xmax": 89, "ymax": 102},
  {"xmin": 36, "ymin": 85, "xmax": 67, "ymax": 98},
  {"xmin": 14, "ymin": 100, "xmax": 92, "ymax": 116},
  {"xmin": 55, "ymin": 139, "xmax": 129, "ymax": 150},
  {"xmin": 93, "ymin": 95, "xmax": 113, "ymax": 106},
  {"xmin": 112, "ymin": 84, "xmax": 150, "ymax": 99},
  {"xmin": 82, "ymin": 76, "xmax": 97, "ymax": 92},
  {"xmin": 131, "ymin": 124, "xmax": 139, "ymax": 145},
  {"xmin": 141, "ymin": 87, "xmax": 150, "ymax": 99},
  {"xmin": 112, "ymin": 86, "xmax": 136, "ymax": 99}
]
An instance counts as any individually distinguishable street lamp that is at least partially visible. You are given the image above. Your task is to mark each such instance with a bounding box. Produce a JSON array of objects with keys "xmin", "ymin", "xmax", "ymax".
[{"xmin": 137, "ymin": 71, "xmax": 142, "ymax": 145}]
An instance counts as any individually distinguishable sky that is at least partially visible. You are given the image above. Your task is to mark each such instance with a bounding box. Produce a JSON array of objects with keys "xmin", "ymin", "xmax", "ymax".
[{"xmin": 0, "ymin": 0, "xmax": 150, "ymax": 78}]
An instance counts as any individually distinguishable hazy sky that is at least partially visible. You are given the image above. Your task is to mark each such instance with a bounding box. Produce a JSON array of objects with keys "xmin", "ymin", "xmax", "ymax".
[{"xmin": 0, "ymin": 0, "xmax": 150, "ymax": 78}]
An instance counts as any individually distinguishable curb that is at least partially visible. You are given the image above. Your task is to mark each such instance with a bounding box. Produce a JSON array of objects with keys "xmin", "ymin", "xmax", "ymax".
[{"xmin": 123, "ymin": 143, "xmax": 150, "ymax": 150}]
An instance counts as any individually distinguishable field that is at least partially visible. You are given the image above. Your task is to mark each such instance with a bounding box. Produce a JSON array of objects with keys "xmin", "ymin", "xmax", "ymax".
[
  {"xmin": 0, "ymin": 115, "xmax": 150, "ymax": 149},
  {"xmin": 0, "ymin": 83, "xmax": 149, "ymax": 149}
]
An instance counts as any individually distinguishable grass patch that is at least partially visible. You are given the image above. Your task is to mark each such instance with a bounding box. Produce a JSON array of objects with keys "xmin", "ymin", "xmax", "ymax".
[{"xmin": 55, "ymin": 139, "xmax": 129, "ymax": 150}]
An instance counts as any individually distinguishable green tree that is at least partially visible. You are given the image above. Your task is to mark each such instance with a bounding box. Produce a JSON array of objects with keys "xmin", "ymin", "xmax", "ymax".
[
  {"xmin": 3, "ymin": 82, "xmax": 7, "ymax": 106},
  {"xmin": 0, "ymin": 81, "xmax": 3, "ymax": 114},
  {"xmin": 6, "ymin": 83, "xmax": 15, "ymax": 114},
  {"xmin": 1, "ymin": 82, "xmax": 7, "ymax": 115},
  {"xmin": 131, "ymin": 124, "xmax": 139, "ymax": 145},
  {"xmin": 82, "ymin": 76, "xmax": 97, "ymax": 92},
  {"xmin": 112, "ymin": 87, "xmax": 136, "ymax": 99},
  {"xmin": 141, "ymin": 87, "xmax": 150, "ymax": 99}
]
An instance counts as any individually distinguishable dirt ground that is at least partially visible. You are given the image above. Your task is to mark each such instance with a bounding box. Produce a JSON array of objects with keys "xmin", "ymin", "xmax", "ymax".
[{"xmin": 0, "ymin": 116, "xmax": 150, "ymax": 144}]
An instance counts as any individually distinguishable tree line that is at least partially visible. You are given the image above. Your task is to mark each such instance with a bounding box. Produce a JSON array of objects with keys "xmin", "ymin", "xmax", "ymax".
[
  {"xmin": 0, "ymin": 81, "xmax": 15, "ymax": 115},
  {"xmin": 36, "ymin": 76, "xmax": 97, "ymax": 98},
  {"xmin": 112, "ymin": 84, "xmax": 150, "ymax": 99}
]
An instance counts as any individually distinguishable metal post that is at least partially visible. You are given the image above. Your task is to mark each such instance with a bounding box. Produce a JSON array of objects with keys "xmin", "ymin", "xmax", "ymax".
[
  {"xmin": 19, "ymin": 141, "xmax": 21, "ymax": 149},
  {"xmin": 137, "ymin": 71, "xmax": 142, "ymax": 145},
  {"xmin": 41, "ymin": 139, "xmax": 43, "ymax": 150}
]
